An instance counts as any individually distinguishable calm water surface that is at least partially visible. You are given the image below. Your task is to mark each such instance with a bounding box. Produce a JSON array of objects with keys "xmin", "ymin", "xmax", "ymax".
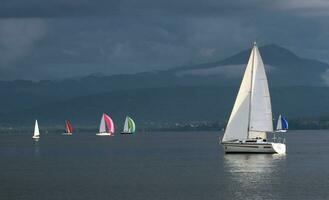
[{"xmin": 1, "ymin": 130, "xmax": 329, "ymax": 200}]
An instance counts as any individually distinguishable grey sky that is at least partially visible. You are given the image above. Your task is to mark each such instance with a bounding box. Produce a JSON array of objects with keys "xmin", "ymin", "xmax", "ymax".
[{"xmin": 0, "ymin": 0, "xmax": 329, "ymax": 80}]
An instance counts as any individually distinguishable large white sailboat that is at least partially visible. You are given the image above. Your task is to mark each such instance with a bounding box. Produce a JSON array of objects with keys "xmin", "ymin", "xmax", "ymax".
[
  {"xmin": 220, "ymin": 43, "xmax": 286, "ymax": 154},
  {"xmin": 32, "ymin": 120, "xmax": 40, "ymax": 140}
]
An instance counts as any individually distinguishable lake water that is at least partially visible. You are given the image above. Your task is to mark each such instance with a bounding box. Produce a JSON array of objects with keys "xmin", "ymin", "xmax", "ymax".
[{"xmin": 1, "ymin": 130, "xmax": 329, "ymax": 200}]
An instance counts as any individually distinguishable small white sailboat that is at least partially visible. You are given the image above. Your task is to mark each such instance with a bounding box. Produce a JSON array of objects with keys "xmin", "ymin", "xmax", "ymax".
[
  {"xmin": 220, "ymin": 42, "xmax": 286, "ymax": 154},
  {"xmin": 121, "ymin": 116, "xmax": 136, "ymax": 134},
  {"xmin": 32, "ymin": 120, "xmax": 40, "ymax": 139},
  {"xmin": 96, "ymin": 113, "xmax": 115, "ymax": 136},
  {"xmin": 276, "ymin": 115, "xmax": 288, "ymax": 133},
  {"xmin": 62, "ymin": 120, "xmax": 73, "ymax": 136}
]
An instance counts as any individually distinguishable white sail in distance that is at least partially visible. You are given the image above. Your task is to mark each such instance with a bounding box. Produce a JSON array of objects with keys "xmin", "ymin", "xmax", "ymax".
[
  {"xmin": 276, "ymin": 115, "xmax": 282, "ymax": 131},
  {"xmin": 123, "ymin": 117, "xmax": 129, "ymax": 132},
  {"xmin": 33, "ymin": 120, "xmax": 40, "ymax": 138},
  {"xmin": 99, "ymin": 114, "xmax": 106, "ymax": 133}
]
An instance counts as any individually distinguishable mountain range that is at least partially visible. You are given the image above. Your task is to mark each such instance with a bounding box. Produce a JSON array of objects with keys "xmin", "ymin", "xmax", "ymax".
[{"xmin": 1, "ymin": 44, "xmax": 329, "ymax": 129}]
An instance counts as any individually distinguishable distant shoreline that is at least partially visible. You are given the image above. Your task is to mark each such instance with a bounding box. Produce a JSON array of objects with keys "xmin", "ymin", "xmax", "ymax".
[{"xmin": 1, "ymin": 122, "xmax": 329, "ymax": 134}]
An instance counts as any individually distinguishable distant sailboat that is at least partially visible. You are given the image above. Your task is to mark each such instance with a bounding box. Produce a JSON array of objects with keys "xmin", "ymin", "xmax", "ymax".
[
  {"xmin": 121, "ymin": 116, "xmax": 136, "ymax": 134},
  {"xmin": 276, "ymin": 115, "xmax": 288, "ymax": 133},
  {"xmin": 220, "ymin": 42, "xmax": 286, "ymax": 154},
  {"xmin": 62, "ymin": 120, "xmax": 73, "ymax": 135},
  {"xmin": 32, "ymin": 120, "xmax": 40, "ymax": 139},
  {"xmin": 96, "ymin": 113, "xmax": 115, "ymax": 136}
]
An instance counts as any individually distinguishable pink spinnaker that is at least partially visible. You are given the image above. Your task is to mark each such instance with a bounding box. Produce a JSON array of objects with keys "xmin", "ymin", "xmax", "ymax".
[{"xmin": 104, "ymin": 114, "xmax": 115, "ymax": 134}]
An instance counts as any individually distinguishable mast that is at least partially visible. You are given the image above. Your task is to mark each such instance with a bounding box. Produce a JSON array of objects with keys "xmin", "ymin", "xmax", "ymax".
[{"xmin": 247, "ymin": 42, "xmax": 256, "ymax": 139}]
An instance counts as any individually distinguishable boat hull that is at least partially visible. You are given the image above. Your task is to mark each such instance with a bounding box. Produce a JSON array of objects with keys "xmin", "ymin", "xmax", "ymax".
[
  {"xmin": 62, "ymin": 133, "xmax": 72, "ymax": 136},
  {"xmin": 275, "ymin": 130, "xmax": 287, "ymax": 133},
  {"xmin": 96, "ymin": 133, "xmax": 113, "ymax": 136},
  {"xmin": 120, "ymin": 132, "xmax": 134, "ymax": 135},
  {"xmin": 32, "ymin": 136, "xmax": 39, "ymax": 141},
  {"xmin": 222, "ymin": 142, "xmax": 286, "ymax": 154}
]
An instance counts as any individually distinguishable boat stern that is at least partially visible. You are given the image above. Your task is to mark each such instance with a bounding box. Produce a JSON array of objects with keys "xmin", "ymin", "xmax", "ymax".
[{"xmin": 271, "ymin": 143, "xmax": 286, "ymax": 154}]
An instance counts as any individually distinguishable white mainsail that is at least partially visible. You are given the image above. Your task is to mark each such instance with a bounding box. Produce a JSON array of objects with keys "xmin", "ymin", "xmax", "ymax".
[
  {"xmin": 33, "ymin": 120, "xmax": 40, "ymax": 138},
  {"xmin": 276, "ymin": 115, "xmax": 282, "ymax": 131},
  {"xmin": 222, "ymin": 43, "xmax": 273, "ymax": 142},
  {"xmin": 99, "ymin": 114, "xmax": 106, "ymax": 133},
  {"xmin": 123, "ymin": 117, "xmax": 129, "ymax": 132}
]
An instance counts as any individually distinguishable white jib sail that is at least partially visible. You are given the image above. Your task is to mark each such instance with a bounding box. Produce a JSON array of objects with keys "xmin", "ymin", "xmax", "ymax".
[{"xmin": 222, "ymin": 46, "xmax": 254, "ymax": 142}]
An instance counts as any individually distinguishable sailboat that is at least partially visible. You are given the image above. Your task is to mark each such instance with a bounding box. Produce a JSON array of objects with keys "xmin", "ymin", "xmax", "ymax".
[
  {"xmin": 62, "ymin": 120, "xmax": 73, "ymax": 135},
  {"xmin": 276, "ymin": 115, "xmax": 288, "ymax": 132},
  {"xmin": 121, "ymin": 116, "xmax": 136, "ymax": 134},
  {"xmin": 32, "ymin": 120, "xmax": 40, "ymax": 139},
  {"xmin": 96, "ymin": 113, "xmax": 115, "ymax": 136},
  {"xmin": 220, "ymin": 42, "xmax": 286, "ymax": 154}
]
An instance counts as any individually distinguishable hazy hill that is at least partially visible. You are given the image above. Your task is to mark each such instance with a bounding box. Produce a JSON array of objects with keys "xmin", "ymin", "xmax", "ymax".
[
  {"xmin": 1, "ymin": 44, "xmax": 329, "ymax": 114},
  {"xmin": 3, "ymin": 86, "xmax": 329, "ymax": 128},
  {"xmin": 174, "ymin": 44, "xmax": 329, "ymax": 86}
]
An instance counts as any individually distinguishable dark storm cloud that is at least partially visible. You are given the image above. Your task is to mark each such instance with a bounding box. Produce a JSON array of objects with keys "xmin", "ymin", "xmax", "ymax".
[
  {"xmin": 0, "ymin": 0, "xmax": 329, "ymax": 80},
  {"xmin": 0, "ymin": 0, "xmax": 273, "ymax": 18}
]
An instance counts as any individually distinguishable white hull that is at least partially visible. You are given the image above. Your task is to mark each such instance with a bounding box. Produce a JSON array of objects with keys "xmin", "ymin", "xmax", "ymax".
[
  {"xmin": 32, "ymin": 136, "xmax": 39, "ymax": 139},
  {"xmin": 222, "ymin": 141, "xmax": 286, "ymax": 154},
  {"xmin": 275, "ymin": 130, "xmax": 287, "ymax": 133},
  {"xmin": 62, "ymin": 133, "xmax": 72, "ymax": 136},
  {"xmin": 96, "ymin": 132, "xmax": 113, "ymax": 136}
]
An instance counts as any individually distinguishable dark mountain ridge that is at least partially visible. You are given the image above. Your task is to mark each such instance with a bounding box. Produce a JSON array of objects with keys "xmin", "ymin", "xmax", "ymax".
[{"xmin": 1, "ymin": 44, "xmax": 329, "ymax": 128}]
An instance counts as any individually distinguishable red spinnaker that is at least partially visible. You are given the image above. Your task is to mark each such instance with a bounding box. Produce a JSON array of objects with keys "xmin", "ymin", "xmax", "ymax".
[{"xmin": 66, "ymin": 120, "xmax": 73, "ymax": 134}]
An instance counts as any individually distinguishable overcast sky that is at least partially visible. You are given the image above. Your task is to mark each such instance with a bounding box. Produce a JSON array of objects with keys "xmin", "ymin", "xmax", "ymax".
[{"xmin": 1, "ymin": 0, "xmax": 329, "ymax": 80}]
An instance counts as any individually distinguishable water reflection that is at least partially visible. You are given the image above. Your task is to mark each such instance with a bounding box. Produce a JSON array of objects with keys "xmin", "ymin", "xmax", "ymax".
[
  {"xmin": 224, "ymin": 154, "xmax": 286, "ymax": 173},
  {"xmin": 34, "ymin": 141, "xmax": 40, "ymax": 157},
  {"xmin": 223, "ymin": 154, "xmax": 286, "ymax": 200}
]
